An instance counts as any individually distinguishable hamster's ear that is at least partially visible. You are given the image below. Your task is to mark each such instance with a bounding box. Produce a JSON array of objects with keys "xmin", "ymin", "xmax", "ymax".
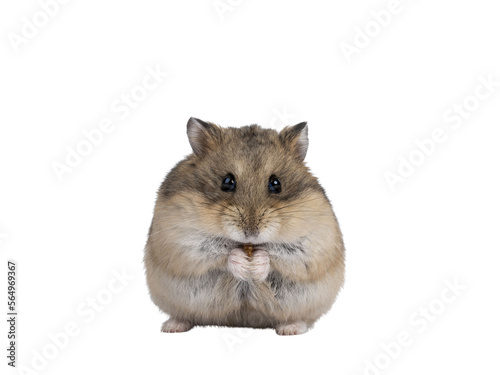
[
  {"xmin": 279, "ymin": 122, "xmax": 309, "ymax": 161},
  {"xmin": 186, "ymin": 117, "xmax": 220, "ymax": 156}
]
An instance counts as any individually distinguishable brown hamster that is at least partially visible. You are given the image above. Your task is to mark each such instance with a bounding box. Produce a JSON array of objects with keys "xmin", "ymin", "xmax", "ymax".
[{"xmin": 144, "ymin": 117, "xmax": 345, "ymax": 335}]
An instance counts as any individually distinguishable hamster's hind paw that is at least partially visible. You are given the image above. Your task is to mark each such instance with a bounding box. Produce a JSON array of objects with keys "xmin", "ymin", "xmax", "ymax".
[
  {"xmin": 275, "ymin": 321, "xmax": 308, "ymax": 336},
  {"xmin": 161, "ymin": 318, "xmax": 193, "ymax": 333}
]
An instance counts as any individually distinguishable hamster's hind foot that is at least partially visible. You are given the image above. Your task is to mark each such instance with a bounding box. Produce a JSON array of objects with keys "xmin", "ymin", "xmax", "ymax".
[
  {"xmin": 275, "ymin": 321, "xmax": 308, "ymax": 336},
  {"xmin": 161, "ymin": 318, "xmax": 193, "ymax": 333}
]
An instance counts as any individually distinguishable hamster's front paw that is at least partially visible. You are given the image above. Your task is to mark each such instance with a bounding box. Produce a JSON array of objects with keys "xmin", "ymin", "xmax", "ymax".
[
  {"xmin": 228, "ymin": 248, "xmax": 251, "ymax": 280},
  {"xmin": 249, "ymin": 249, "xmax": 270, "ymax": 282}
]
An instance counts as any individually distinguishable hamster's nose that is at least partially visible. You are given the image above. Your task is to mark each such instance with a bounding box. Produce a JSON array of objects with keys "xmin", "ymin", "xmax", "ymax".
[
  {"xmin": 241, "ymin": 216, "xmax": 259, "ymax": 238},
  {"xmin": 239, "ymin": 209, "xmax": 260, "ymax": 239},
  {"xmin": 243, "ymin": 227, "xmax": 259, "ymax": 238}
]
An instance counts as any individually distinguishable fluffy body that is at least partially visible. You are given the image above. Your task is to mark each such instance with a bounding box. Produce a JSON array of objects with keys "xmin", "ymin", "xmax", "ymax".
[{"xmin": 144, "ymin": 120, "xmax": 345, "ymax": 335}]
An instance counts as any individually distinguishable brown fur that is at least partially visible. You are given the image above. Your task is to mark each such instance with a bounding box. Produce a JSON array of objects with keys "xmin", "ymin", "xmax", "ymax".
[{"xmin": 144, "ymin": 118, "xmax": 345, "ymax": 334}]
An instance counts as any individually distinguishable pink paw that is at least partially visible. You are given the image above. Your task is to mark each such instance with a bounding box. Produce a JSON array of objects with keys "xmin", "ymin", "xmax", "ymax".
[
  {"xmin": 276, "ymin": 321, "xmax": 308, "ymax": 336},
  {"xmin": 249, "ymin": 249, "xmax": 270, "ymax": 282},
  {"xmin": 161, "ymin": 318, "xmax": 193, "ymax": 333},
  {"xmin": 228, "ymin": 248, "xmax": 251, "ymax": 280}
]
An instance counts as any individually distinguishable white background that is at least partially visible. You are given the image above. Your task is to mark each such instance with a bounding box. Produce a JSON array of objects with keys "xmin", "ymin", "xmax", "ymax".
[{"xmin": 1, "ymin": 0, "xmax": 499, "ymax": 374}]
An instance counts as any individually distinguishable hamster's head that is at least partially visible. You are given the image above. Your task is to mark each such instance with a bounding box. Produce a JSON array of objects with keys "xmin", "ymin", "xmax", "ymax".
[{"xmin": 163, "ymin": 117, "xmax": 330, "ymax": 245}]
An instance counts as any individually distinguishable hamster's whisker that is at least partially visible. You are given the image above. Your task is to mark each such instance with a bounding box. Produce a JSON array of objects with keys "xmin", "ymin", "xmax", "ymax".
[
  {"xmin": 268, "ymin": 196, "xmax": 323, "ymax": 212},
  {"xmin": 219, "ymin": 203, "xmax": 239, "ymax": 213},
  {"xmin": 199, "ymin": 206, "xmax": 239, "ymax": 219},
  {"xmin": 259, "ymin": 206, "xmax": 271, "ymax": 218},
  {"xmin": 200, "ymin": 207, "xmax": 224, "ymax": 214},
  {"xmin": 268, "ymin": 200, "xmax": 281, "ymax": 210},
  {"xmin": 208, "ymin": 213, "xmax": 239, "ymax": 221},
  {"xmin": 267, "ymin": 198, "xmax": 322, "ymax": 214},
  {"xmin": 198, "ymin": 201, "xmax": 239, "ymax": 214},
  {"xmin": 148, "ymin": 219, "xmax": 200, "ymax": 238},
  {"xmin": 277, "ymin": 214, "xmax": 323, "ymax": 223},
  {"xmin": 209, "ymin": 202, "xmax": 238, "ymax": 214},
  {"xmin": 274, "ymin": 209, "xmax": 329, "ymax": 215}
]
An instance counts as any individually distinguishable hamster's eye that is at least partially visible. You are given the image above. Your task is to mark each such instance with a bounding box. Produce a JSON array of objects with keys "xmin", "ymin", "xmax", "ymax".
[
  {"xmin": 268, "ymin": 175, "xmax": 281, "ymax": 194},
  {"xmin": 221, "ymin": 174, "xmax": 236, "ymax": 192}
]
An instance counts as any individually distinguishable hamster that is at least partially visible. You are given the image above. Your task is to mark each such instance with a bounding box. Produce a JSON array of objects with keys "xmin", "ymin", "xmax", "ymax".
[{"xmin": 144, "ymin": 117, "xmax": 345, "ymax": 335}]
